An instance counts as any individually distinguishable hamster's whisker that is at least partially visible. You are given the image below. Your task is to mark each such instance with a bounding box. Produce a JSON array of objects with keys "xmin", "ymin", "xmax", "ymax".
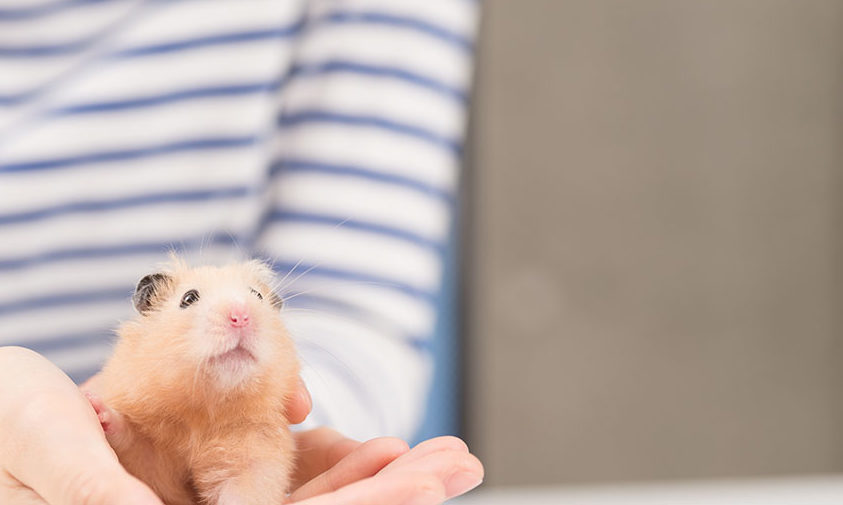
[
  {"xmin": 332, "ymin": 216, "xmax": 352, "ymax": 229},
  {"xmin": 196, "ymin": 233, "xmax": 211, "ymax": 260},
  {"xmin": 276, "ymin": 261, "xmax": 324, "ymax": 295},
  {"xmin": 223, "ymin": 229, "xmax": 244, "ymax": 256},
  {"xmin": 276, "ymin": 287, "xmax": 327, "ymax": 304},
  {"xmin": 279, "ymin": 278, "xmax": 415, "ymax": 302},
  {"xmin": 270, "ymin": 212, "xmax": 356, "ymax": 292},
  {"xmin": 274, "ymin": 258, "xmax": 305, "ymax": 294}
]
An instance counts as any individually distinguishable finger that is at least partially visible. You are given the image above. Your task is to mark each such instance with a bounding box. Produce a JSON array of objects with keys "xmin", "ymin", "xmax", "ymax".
[
  {"xmin": 381, "ymin": 436, "xmax": 469, "ymax": 471},
  {"xmin": 286, "ymin": 378, "xmax": 312, "ymax": 425},
  {"xmin": 379, "ymin": 443, "xmax": 484, "ymax": 499},
  {"xmin": 0, "ymin": 488, "xmax": 46, "ymax": 505},
  {"xmin": 0, "ymin": 347, "xmax": 163, "ymax": 505},
  {"xmin": 290, "ymin": 428, "xmax": 361, "ymax": 489},
  {"xmin": 0, "ymin": 469, "xmax": 47, "ymax": 505},
  {"xmin": 290, "ymin": 437, "xmax": 409, "ymax": 501},
  {"xmin": 293, "ymin": 472, "xmax": 445, "ymax": 505}
]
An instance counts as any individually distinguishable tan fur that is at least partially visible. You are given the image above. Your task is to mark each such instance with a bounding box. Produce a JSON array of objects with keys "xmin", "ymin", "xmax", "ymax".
[{"xmin": 98, "ymin": 259, "xmax": 299, "ymax": 505}]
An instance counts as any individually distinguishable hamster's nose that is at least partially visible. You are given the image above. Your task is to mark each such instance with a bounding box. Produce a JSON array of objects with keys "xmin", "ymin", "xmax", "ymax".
[{"xmin": 228, "ymin": 305, "xmax": 250, "ymax": 328}]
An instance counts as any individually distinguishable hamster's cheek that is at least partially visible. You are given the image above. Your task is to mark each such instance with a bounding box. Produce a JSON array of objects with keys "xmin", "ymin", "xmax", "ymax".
[
  {"xmin": 249, "ymin": 327, "xmax": 273, "ymax": 362},
  {"xmin": 253, "ymin": 315, "xmax": 288, "ymax": 359}
]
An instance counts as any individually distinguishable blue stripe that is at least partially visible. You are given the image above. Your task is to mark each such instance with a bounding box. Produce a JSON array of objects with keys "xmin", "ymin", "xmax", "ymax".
[
  {"xmin": 287, "ymin": 293, "xmax": 430, "ymax": 351},
  {"xmin": 0, "ymin": 90, "xmax": 34, "ymax": 106},
  {"xmin": 0, "ymin": 232, "xmax": 244, "ymax": 271},
  {"xmin": 42, "ymin": 58, "xmax": 461, "ymax": 117},
  {"xmin": 0, "ymin": 37, "xmax": 94, "ymax": 57},
  {"xmin": 265, "ymin": 210, "xmax": 445, "ymax": 255},
  {"xmin": 0, "ymin": 0, "xmax": 148, "ymax": 58},
  {"xmin": 318, "ymin": 11, "xmax": 472, "ymax": 52},
  {"xmin": 270, "ymin": 158, "xmax": 455, "ymax": 205},
  {"xmin": 291, "ymin": 60, "xmax": 466, "ymax": 103},
  {"xmin": 0, "ymin": 9, "xmax": 469, "ymax": 56},
  {"xmin": 48, "ymin": 80, "xmax": 283, "ymax": 115},
  {"xmin": 0, "ymin": 186, "xmax": 254, "ymax": 226},
  {"xmin": 0, "ymin": 13, "xmax": 470, "ymax": 102},
  {"xmin": 0, "ymin": 135, "xmax": 260, "ymax": 173},
  {"xmin": 68, "ymin": 365, "xmax": 104, "ymax": 385},
  {"xmin": 277, "ymin": 110, "xmax": 460, "ymax": 154},
  {"xmin": 0, "ymin": 20, "xmax": 301, "ymax": 61},
  {"xmin": 22, "ymin": 329, "xmax": 114, "ymax": 354},
  {"xmin": 111, "ymin": 24, "xmax": 303, "ymax": 59},
  {"xmin": 0, "ymin": 286, "xmax": 130, "ymax": 317},
  {"xmin": 268, "ymin": 260, "xmax": 435, "ymax": 304},
  {"xmin": 0, "ymin": 0, "xmax": 118, "ymax": 21}
]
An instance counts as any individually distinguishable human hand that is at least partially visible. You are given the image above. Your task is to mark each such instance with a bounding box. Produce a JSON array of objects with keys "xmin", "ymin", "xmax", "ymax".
[
  {"xmin": 288, "ymin": 428, "xmax": 484, "ymax": 505},
  {"xmin": 0, "ymin": 346, "xmax": 164, "ymax": 505},
  {"xmin": 0, "ymin": 346, "xmax": 481, "ymax": 505}
]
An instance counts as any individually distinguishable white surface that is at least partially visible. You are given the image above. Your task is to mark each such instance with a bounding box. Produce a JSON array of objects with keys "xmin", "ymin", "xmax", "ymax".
[{"xmin": 452, "ymin": 476, "xmax": 843, "ymax": 504}]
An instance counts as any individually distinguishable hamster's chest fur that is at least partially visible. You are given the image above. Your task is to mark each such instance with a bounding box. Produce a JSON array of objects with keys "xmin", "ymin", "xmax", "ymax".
[{"xmin": 115, "ymin": 403, "xmax": 295, "ymax": 505}]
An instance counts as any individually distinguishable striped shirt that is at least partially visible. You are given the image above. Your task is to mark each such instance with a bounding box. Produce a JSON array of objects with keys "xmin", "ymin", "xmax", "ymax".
[{"xmin": 0, "ymin": 0, "xmax": 477, "ymax": 441}]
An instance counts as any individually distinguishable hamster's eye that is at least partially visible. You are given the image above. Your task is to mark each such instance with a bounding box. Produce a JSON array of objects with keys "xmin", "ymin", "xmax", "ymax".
[
  {"xmin": 249, "ymin": 287, "xmax": 263, "ymax": 301},
  {"xmin": 180, "ymin": 289, "xmax": 200, "ymax": 308}
]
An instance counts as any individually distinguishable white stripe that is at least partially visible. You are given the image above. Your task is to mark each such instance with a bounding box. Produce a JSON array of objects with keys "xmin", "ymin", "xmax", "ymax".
[
  {"xmin": 0, "ymin": 244, "xmax": 243, "ymax": 306},
  {"xmin": 283, "ymin": 277, "xmax": 436, "ymax": 337},
  {"xmin": 111, "ymin": 0, "xmax": 304, "ymax": 49},
  {"xmin": 0, "ymin": 0, "xmax": 136, "ymax": 44},
  {"xmin": 0, "ymin": 41, "xmax": 294, "ymax": 136},
  {"xmin": 0, "ymin": 149, "xmax": 267, "ymax": 214},
  {"xmin": 0, "ymin": 199, "xmax": 258, "ymax": 259},
  {"xmin": 309, "ymin": 0, "xmax": 479, "ymax": 39},
  {"xmin": 283, "ymin": 72, "xmax": 465, "ymax": 139},
  {"xmin": 37, "ymin": 41, "xmax": 292, "ymax": 106},
  {"xmin": 0, "ymin": 53, "xmax": 86, "ymax": 97},
  {"xmin": 263, "ymin": 222, "xmax": 442, "ymax": 292},
  {"xmin": 297, "ymin": 25, "xmax": 471, "ymax": 89},
  {"xmin": 1, "ymin": 98, "xmax": 271, "ymax": 160},
  {"xmin": 276, "ymin": 125, "xmax": 459, "ymax": 190},
  {"xmin": 0, "ymin": 302, "xmax": 127, "ymax": 345},
  {"xmin": 0, "ymin": 260, "xmax": 141, "ymax": 307},
  {"xmin": 272, "ymin": 171, "xmax": 450, "ymax": 241}
]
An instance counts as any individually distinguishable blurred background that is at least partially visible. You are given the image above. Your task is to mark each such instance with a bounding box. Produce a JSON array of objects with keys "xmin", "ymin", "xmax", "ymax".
[{"xmin": 455, "ymin": 0, "xmax": 843, "ymax": 498}]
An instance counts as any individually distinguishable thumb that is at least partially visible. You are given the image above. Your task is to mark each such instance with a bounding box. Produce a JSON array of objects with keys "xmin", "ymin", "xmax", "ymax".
[
  {"xmin": 57, "ymin": 463, "xmax": 163, "ymax": 505},
  {"xmin": 8, "ymin": 392, "xmax": 165, "ymax": 505},
  {"xmin": 0, "ymin": 348, "xmax": 163, "ymax": 505}
]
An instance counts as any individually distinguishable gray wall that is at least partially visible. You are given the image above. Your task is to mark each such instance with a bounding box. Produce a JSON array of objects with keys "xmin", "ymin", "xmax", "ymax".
[{"xmin": 466, "ymin": 0, "xmax": 843, "ymax": 485}]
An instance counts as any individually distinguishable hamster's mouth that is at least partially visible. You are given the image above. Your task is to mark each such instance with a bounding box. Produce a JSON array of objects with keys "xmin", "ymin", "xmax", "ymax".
[
  {"xmin": 206, "ymin": 344, "xmax": 258, "ymax": 388},
  {"xmin": 210, "ymin": 345, "xmax": 255, "ymax": 365}
]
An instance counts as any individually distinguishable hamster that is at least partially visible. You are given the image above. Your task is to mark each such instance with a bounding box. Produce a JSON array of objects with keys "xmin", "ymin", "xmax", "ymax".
[{"xmin": 93, "ymin": 257, "xmax": 300, "ymax": 505}]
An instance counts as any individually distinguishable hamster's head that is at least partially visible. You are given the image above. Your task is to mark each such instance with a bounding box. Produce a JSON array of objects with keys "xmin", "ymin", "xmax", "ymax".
[{"xmin": 120, "ymin": 258, "xmax": 295, "ymax": 393}]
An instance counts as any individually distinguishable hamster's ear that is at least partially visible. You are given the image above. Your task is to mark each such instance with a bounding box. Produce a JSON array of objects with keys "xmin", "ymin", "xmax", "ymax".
[{"xmin": 133, "ymin": 273, "xmax": 173, "ymax": 315}]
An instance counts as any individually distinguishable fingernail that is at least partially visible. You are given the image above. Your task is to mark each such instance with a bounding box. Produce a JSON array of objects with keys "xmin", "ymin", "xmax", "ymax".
[{"xmin": 445, "ymin": 472, "xmax": 483, "ymax": 497}]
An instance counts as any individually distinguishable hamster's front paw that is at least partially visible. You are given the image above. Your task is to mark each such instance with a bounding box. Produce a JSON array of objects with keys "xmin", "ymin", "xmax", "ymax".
[{"xmin": 82, "ymin": 390, "xmax": 125, "ymax": 437}]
